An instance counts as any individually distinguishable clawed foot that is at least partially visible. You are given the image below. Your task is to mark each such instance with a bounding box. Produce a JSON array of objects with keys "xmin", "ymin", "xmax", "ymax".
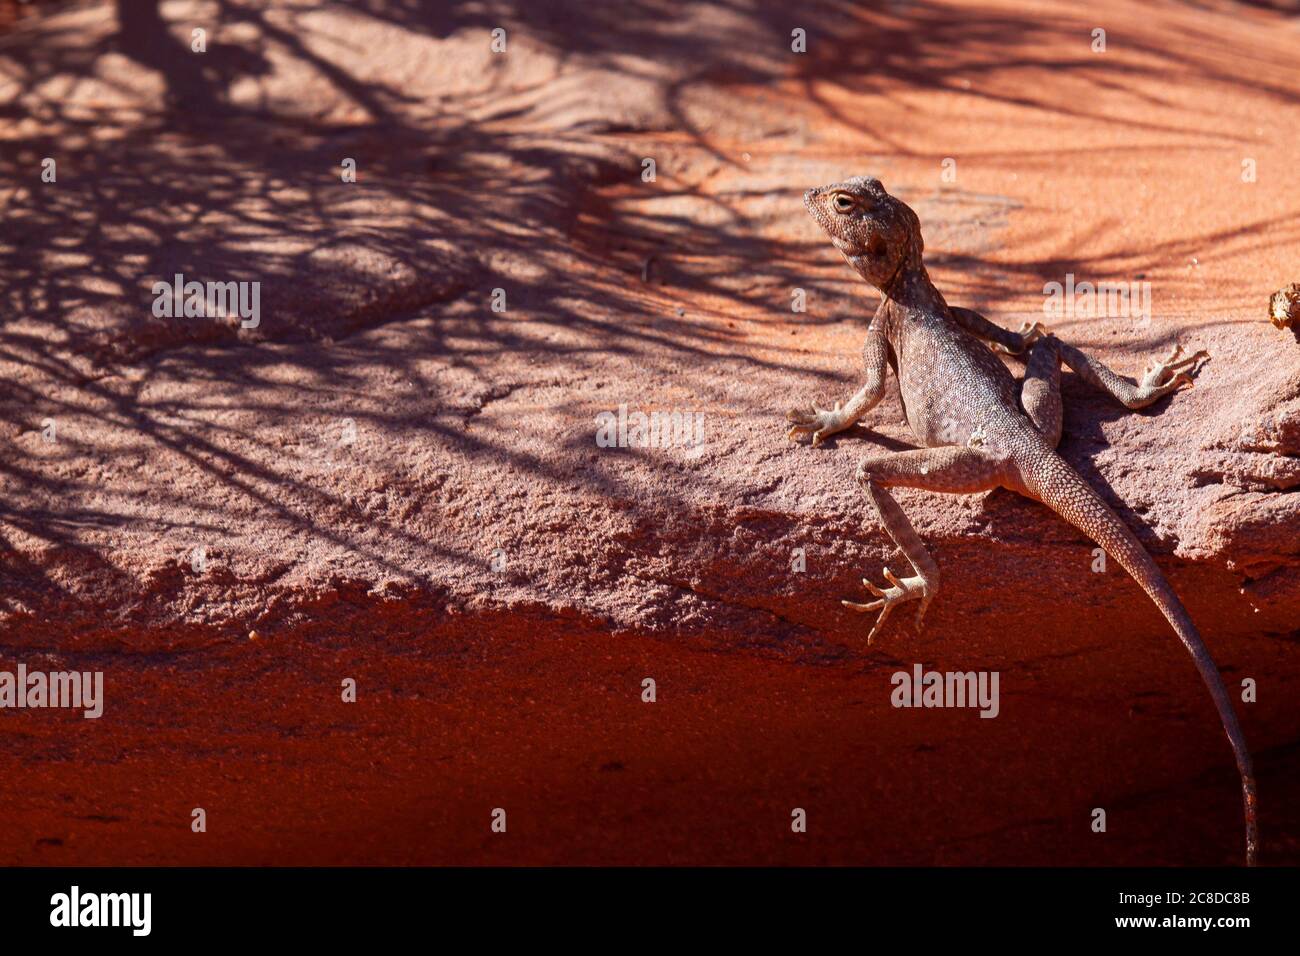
[
  {"xmin": 841, "ymin": 566, "xmax": 935, "ymax": 643},
  {"xmin": 787, "ymin": 402, "xmax": 849, "ymax": 446},
  {"xmin": 993, "ymin": 320, "xmax": 1049, "ymax": 356},
  {"xmin": 1137, "ymin": 344, "xmax": 1208, "ymax": 400}
]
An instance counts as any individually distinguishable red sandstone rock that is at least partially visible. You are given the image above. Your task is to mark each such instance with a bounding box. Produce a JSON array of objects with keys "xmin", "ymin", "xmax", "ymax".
[{"xmin": 0, "ymin": 0, "xmax": 1297, "ymax": 865}]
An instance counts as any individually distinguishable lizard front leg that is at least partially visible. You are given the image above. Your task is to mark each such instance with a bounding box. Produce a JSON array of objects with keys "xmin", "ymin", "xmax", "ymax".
[
  {"xmin": 950, "ymin": 306, "xmax": 1046, "ymax": 356},
  {"xmin": 787, "ymin": 324, "xmax": 889, "ymax": 445},
  {"xmin": 845, "ymin": 446, "xmax": 1010, "ymax": 642}
]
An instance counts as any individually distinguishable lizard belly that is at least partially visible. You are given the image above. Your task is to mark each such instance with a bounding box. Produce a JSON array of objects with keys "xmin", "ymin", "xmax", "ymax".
[{"xmin": 897, "ymin": 325, "xmax": 1019, "ymax": 447}]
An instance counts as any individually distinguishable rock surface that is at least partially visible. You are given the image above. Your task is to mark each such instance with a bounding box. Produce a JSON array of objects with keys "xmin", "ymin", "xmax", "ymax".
[{"xmin": 1, "ymin": 0, "xmax": 1297, "ymax": 865}]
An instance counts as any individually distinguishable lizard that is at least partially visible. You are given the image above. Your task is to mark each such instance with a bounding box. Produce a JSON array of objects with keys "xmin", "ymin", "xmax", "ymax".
[{"xmin": 786, "ymin": 175, "xmax": 1257, "ymax": 866}]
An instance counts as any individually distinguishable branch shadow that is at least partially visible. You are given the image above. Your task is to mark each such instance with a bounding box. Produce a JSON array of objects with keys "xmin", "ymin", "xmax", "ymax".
[{"xmin": 1, "ymin": 0, "xmax": 1295, "ymax": 622}]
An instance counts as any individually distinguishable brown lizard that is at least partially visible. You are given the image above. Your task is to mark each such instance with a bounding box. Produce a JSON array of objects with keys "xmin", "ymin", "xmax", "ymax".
[{"xmin": 787, "ymin": 176, "xmax": 1257, "ymax": 865}]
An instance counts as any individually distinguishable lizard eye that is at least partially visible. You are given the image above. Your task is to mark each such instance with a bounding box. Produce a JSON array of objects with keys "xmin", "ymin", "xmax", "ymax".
[{"xmin": 832, "ymin": 194, "xmax": 854, "ymax": 214}]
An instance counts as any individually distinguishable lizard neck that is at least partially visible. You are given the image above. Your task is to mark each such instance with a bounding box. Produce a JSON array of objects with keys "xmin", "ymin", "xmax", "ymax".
[{"xmin": 878, "ymin": 260, "xmax": 945, "ymax": 313}]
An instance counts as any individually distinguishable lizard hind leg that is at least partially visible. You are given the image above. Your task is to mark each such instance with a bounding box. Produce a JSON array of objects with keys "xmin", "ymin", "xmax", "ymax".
[
  {"xmin": 1050, "ymin": 335, "xmax": 1208, "ymax": 411},
  {"xmin": 1021, "ymin": 337, "xmax": 1064, "ymax": 447},
  {"xmin": 846, "ymin": 446, "xmax": 1010, "ymax": 642},
  {"xmin": 1139, "ymin": 343, "xmax": 1208, "ymax": 395}
]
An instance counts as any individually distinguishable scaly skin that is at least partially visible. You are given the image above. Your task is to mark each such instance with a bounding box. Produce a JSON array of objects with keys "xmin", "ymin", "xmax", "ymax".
[{"xmin": 788, "ymin": 176, "xmax": 1256, "ymax": 866}]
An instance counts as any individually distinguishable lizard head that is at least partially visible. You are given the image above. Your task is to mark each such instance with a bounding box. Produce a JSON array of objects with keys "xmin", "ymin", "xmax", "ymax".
[{"xmin": 804, "ymin": 176, "xmax": 924, "ymax": 291}]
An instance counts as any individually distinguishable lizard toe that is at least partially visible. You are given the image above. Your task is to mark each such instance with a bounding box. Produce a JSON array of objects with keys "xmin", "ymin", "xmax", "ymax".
[{"xmin": 843, "ymin": 570, "xmax": 934, "ymax": 643}]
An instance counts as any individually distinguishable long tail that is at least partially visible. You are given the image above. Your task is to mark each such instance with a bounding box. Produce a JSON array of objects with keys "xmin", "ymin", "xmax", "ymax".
[{"xmin": 1022, "ymin": 446, "xmax": 1258, "ymax": 865}]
